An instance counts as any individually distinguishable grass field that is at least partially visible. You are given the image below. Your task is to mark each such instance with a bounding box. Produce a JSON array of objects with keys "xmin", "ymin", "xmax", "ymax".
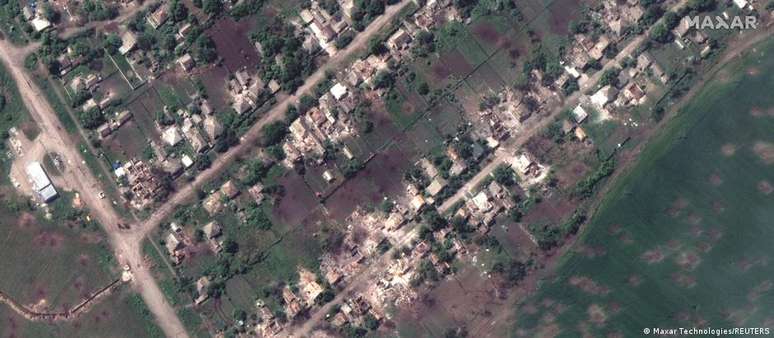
[
  {"xmin": 514, "ymin": 39, "xmax": 774, "ymax": 337},
  {"xmin": 0, "ymin": 191, "xmax": 120, "ymax": 306},
  {"xmin": 1, "ymin": 288, "xmax": 165, "ymax": 338}
]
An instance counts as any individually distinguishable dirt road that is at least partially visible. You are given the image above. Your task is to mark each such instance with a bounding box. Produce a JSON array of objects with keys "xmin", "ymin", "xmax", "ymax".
[
  {"xmin": 135, "ymin": 0, "xmax": 415, "ymax": 239},
  {"xmin": 437, "ymin": 0, "xmax": 690, "ymax": 213},
  {"xmin": 0, "ymin": 1, "xmax": 414, "ymax": 336},
  {"xmin": 0, "ymin": 39, "xmax": 190, "ymax": 337},
  {"xmin": 58, "ymin": 1, "xmax": 156, "ymax": 39},
  {"xmin": 290, "ymin": 1, "xmax": 699, "ymax": 335}
]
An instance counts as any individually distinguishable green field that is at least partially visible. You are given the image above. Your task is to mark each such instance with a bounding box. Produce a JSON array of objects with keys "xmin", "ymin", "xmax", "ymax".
[
  {"xmin": 1, "ymin": 288, "xmax": 165, "ymax": 338},
  {"xmin": 515, "ymin": 39, "xmax": 774, "ymax": 336}
]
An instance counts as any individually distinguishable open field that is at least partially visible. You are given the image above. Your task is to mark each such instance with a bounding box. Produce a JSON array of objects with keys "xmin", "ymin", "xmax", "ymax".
[
  {"xmin": 515, "ymin": 38, "xmax": 774, "ymax": 337},
  {"xmin": 0, "ymin": 288, "xmax": 164, "ymax": 338}
]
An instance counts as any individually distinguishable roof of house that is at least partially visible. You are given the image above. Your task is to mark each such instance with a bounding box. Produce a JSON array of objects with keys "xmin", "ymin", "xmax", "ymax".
[
  {"xmin": 26, "ymin": 161, "xmax": 53, "ymax": 192},
  {"xmin": 220, "ymin": 180, "xmax": 239, "ymax": 199},
  {"xmin": 590, "ymin": 85, "xmax": 619, "ymax": 107},
  {"xmin": 202, "ymin": 221, "xmax": 222, "ymax": 239},
  {"xmin": 426, "ymin": 177, "xmax": 447, "ymax": 196},
  {"xmin": 572, "ymin": 105, "xmax": 589, "ymax": 124},
  {"xmin": 119, "ymin": 31, "xmax": 137, "ymax": 55},
  {"xmin": 30, "ymin": 17, "xmax": 52, "ymax": 32},
  {"xmin": 472, "ymin": 191, "xmax": 492, "ymax": 212},
  {"xmin": 166, "ymin": 232, "xmax": 184, "ymax": 253},
  {"xmin": 387, "ymin": 28, "xmax": 412, "ymax": 49},
  {"xmin": 673, "ymin": 17, "xmax": 693, "ymax": 38},
  {"xmin": 203, "ymin": 193, "xmax": 223, "ymax": 215},
  {"xmin": 162, "ymin": 126, "xmax": 183, "ymax": 146},
  {"xmin": 148, "ymin": 7, "xmax": 169, "ymax": 28},
  {"xmin": 330, "ymin": 83, "xmax": 348, "ymax": 100},
  {"xmin": 233, "ymin": 97, "xmax": 252, "ymax": 115},
  {"xmin": 203, "ymin": 115, "xmax": 223, "ymax": 141}
]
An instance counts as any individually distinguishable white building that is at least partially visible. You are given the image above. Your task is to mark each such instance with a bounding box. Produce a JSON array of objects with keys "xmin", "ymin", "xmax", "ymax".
[{"xmin": 26, "ymin": 162, "xmax": 58, "ymax": 202}]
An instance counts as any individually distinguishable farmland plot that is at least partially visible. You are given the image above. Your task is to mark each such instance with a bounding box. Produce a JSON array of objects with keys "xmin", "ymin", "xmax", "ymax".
[{"xmin": 515, "ymin": 38, "xmax": 774, "ymax": 337}]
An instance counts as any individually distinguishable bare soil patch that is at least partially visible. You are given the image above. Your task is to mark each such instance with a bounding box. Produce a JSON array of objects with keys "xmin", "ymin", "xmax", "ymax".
[
  {"xmin": 666, "ymin": 197, "xmax": 688, "ymax": 217},
  {"xmin": 208, "ymin": 17, "xmax": 261, "ymax": 71},
  {"xmin": 568, "ymin": 276, "xmax": 609, "ymax": 295},
  {"xmin": 628, "ymin": 274, "xmax": 642, "ymax": 287},
  {"xmin": 675, "ymin": 251, "xmax": 702, "ymax": 271},
  {"xmin": 273, "ymin": 172, "xmax": 319, "ymax": 225},
  {"xmin": 17, "ymin": 212, "xmax": 37, "ymax": 229},
  {"xmin": 672, "ymin": 273, "xmax": 697, "ymax": 288},
  {"xmin": 758, "ymin": 180, "xmax": 773, "ymax": 195},
  {"xmin": 752, "ymin": 141, "xmax": 774, "ymax": 164},
  {"xmin": 575, "ymin": 244, "xmax": 606, "ymax": 258},
  {"xmin": 641, "ymin": 248, "xmax": 665, "ymax": 264},
  {"xmin": 747, "ymin": 280, "xmax": 772, "ymax": 302},
  {"xmin": 708, "ymin": 173, "xmax": 723, "ymax": 186},
  {"xmin": 587, "ymin": 304, "xmax": 607, "ymax": 326},
  {"xmin": 471, "ymin": 22, "xmax": 501, "ymax": 45},
  {"xmin": 33, "ymin": 232, "xmax": 65, "ymax": 250}
]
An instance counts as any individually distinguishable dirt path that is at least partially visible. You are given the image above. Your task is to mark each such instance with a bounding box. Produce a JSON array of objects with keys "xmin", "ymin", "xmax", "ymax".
[
  {"xmin": 0, "ymin": 39, "xmax": 190, "ymax": 337},
  {"xmin": 0, "ymin": 1, "xmax": 414, "ymax": 336},
  {"xmin": 287, "ymin": 1, "xmax": 701, "ymax": 336},
  {"xmin": 135, "ymin": 0, "xmax": 415, "ymax": 239},
  {"xmin": 58, "ymin": 1, "xmax": 156, "ymax": 40}
]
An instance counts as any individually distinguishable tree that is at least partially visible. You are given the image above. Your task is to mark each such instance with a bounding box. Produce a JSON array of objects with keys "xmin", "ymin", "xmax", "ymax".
[
  {"xmin": 372, "ymin": 70, "xmax": 394, "ymax": 89},
  {"xmin": 194, "ymin": 35, "xmax": 218, "ymax": 63},
  {"xmin": 662, "ymin": 11, "xmax": 680, "ymax": 30},
  {"xmin": 170, "ymin": 0, "xmax": 189, "ymax": 22},
  {"xmin": 233, "ymin": 309, "xmax": 247, "ymax": 322},
  {"xmin": 41, "ymin": 3, "xmax": 59, "ymax": 22},
  {"xmin": 367, "ymin": 38, "xmax": 387, "ymax": 55},
  {"xmin": 493, "ymin": 165, "xmax": 516, "ymax": 186},
  {"xmin": 103, "ymin": 33, "xmax": 122, "ymax": 55},
  {"xmin": 599, "ymin": 67, "xmax": 620, "ymax": 87},
  {"xmin": 298, "ymin": 95, "xmax": 317, "ymax": 113},
  {"xmin": 196, "ymin": 155, "xmax": 212, "ymax": 171},
  {"xmin": 261, "ymin": 121, "xmax": 288, "ymax": 146},
  {"xmin": 687, "ymin": 0, "xmax": 716, "ymax": 12},
  {"xmin": 363, "ymin": 313, "xmax": 380, "ymax": 330},
  {"xmin": 202, "ymin": 0, "xmax": 223, "ymax": 15},
  {"xmin": 417, "ymin": 82, "xmax": 429, "ymax": 95},
  {"xmin": 79, "ymin": 108, "xmax": 104, "ymax": 129},
  {"xmin": 650, "ymin": 23, "xmax": 671, "ymax": 43},
  {"xmin": 223, "ymin": 238, "xmax": 239, "ymax": 254},
  {"xmin": 335, "ymin": 31, "xmax": 355, "ymax": 49},
  {"xmin": 245, "ymin": 202, "xmax": 273, "ymax": 230}
]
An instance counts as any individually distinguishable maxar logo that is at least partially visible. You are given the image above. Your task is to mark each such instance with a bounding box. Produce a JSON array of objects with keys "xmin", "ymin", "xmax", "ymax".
[{"xmin": 687, "ymin": 15, "xmax": 758, "ymax": 30}]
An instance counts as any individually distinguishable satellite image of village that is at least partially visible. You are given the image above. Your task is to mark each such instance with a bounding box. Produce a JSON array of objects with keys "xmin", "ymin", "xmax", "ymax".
[{"xmin": 0, "ymin": 0, "xmax": 771, "ymax": 337}]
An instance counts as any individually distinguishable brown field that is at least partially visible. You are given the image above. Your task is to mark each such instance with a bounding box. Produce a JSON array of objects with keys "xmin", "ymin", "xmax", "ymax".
[
  {"xmin": 360, "ymin": 101, "xmax": 402, "ymax": 151},
  {"xmin": 392, "ymin": 266, "xmax": 504, "ymax": 337},
  {"xmin": 546, "ymin": 0, "xmax": 586, "ymax": 35},
  {"xmin": 324, "ymin": 144, "xmax": 416, "ymax": 221},
  {"xmin": 208, "ymin": 17, "xmax": 261, "ymax": 72},
  {"xmin": 102, "ymin": 121, "xmax": 150, "ymax": 163},
  {"xmin": 196, "ymin": 65, "xmax": 231, "ymax": 112},
  {"xmin": 436, "ymin": 50, "xmax": 474, "ymax": 79},
  {"xmin": 272, "ymin": 171, "xmax": 319, "ymax": 226},
  {"xmin": 521, "ymin": 196, "xmax": 577, "ymax": 226},
  {"xmin": 465, "ymin": 62, "xmax": 506, "ymax": 94}
]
